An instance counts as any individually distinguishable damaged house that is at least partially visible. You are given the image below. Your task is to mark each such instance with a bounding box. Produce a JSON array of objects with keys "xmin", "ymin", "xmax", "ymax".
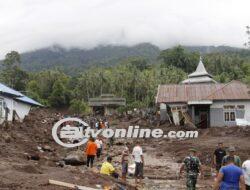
[
  {"xmin": 156, "ymin": 58, "xmax": 250, "ymax": 128},
  {"xmin": 89, "ymin": 94, "xmax": 126, "ymax": 116},
  {"xmin": 0, "ymin": 83, "xmax": 42, "ymax": 124}
]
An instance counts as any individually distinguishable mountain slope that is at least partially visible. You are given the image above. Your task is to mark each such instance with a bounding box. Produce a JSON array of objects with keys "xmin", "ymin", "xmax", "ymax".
[
  {"xmin": 5, "ymin": 43, "xmax": 249, "ymax": 75},
  {"xmin": 19, "ymin": 43, "xmax": 160, "ymax": 75}
]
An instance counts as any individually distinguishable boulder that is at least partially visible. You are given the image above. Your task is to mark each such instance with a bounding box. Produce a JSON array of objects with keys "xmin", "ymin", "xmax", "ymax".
[
  {"xmin": 4, "ymin": 134, "xmax": 11, "ymax": 143},
  {"xmin": 42, "ymin": 145, "xmax": 52, "ymax": 152},
  {"xmin": 63, "ymin": 150, "xmax": 85, "ymax": 166}
]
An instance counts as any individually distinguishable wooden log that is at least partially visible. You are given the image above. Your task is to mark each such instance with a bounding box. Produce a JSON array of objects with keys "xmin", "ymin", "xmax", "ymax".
[{"xmin": 48, "ymin": 179, "xmax": 99, "ymax": 190}]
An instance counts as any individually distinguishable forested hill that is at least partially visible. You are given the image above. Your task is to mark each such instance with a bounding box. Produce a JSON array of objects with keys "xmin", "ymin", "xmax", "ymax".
[
  {"xmin": 0, "ymin": 44, "xmax": 249, "ymax": 109},
  {"xmin": 183, "ymin": 45, "xmax": 246, "ymax": 54},
  {"xmin": 12, "ymin": 43, "xmax": 247, "ymax": 74},
  {"xmin": 19, "ymin": 43, "xmax": 160, "ymax": 74}
]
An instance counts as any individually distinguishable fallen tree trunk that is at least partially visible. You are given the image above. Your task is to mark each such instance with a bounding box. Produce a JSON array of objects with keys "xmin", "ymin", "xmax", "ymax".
[
  {"xmin": 48, "ymin": 179, "xmax": 98, "ymax": 190},
  {"xmin": 144, "ymin": 175, "xmax": 177, "ymax": 180}
]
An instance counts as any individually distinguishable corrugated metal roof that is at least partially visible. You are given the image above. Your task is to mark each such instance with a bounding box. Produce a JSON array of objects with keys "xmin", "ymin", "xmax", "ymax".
[
  {"xmin": 0, "ymin": 82, "xmax": 42, "ymax": 106},
  {"xmin": 182, "ymin": 76, "xmax": 217, "ymax": 84},
  {"xmin": 0, "ymin": 83, "xmax": 23, "ymax": 96},
  {"xmin": 156, "ymin": 81, "xmax": 250, "ymax": 103},
  {"xmin": 16, "ymin": 96, "xmax": 43, "ymax": 107},
  {"xmin": 89, "ymin": 96, "xmax": 126, "ymax": 106}
]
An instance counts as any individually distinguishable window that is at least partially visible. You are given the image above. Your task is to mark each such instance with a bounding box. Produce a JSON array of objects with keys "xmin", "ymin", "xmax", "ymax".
[
  {"xmin": 230, "ymin": 112, "xmax": 235, "ymax": 121},
  {"xmin": 224, "ymin": 112, "xmax": 230, "ymax": 121},
  {"xmin": 237, "ymin": 105, "xmax": 245, "ymax": 109},
  {"xmin": 224, "ymin": 111, "xmax": 235, "ymax": 122},
  {"xmin": 224, "ymin": 105, "xmax": 235, "ymax": 110}
]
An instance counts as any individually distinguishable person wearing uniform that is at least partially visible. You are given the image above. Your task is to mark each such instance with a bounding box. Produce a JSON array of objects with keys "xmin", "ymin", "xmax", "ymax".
[
  {"xmin": 180, "ymin": 148, "xmax": 203, "ymax": 190},
  {"xmin": 222, "ymin": 146, "xmax": 241, "ymax": 167},
  {"xmin": 213, "ymin": 142, "xmax": 226, "ymax": 173}
]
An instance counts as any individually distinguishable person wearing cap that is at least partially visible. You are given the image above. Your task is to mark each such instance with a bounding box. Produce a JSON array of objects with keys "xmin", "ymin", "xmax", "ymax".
[
  {"xmin": 213, "ymin": 142, "xmax": 227, "ymax": 173},
  {"xmin": 213, "ymin": 155, "xmax": 246, "ymax": 190},
  {"xmin": 100, "ymin": 156, "xmax": 118, "ymax": 178},
  {"xmin": 242, "ymin": 158, "xmax": 250, "ymax": 190},
  {"xmin": 222, "ymin": 146, "xmax": 241, "ymax": 167},
  {"xmin": 180, "ymin": 148, "xmax": 203, "ymax": 190},
  {"xmin": 121, "ymin": 146, "xmax": 129, "ymax": 181}
]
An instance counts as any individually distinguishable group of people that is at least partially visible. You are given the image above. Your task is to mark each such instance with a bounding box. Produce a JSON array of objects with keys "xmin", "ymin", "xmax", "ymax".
[
  {"xmin": 213, "ymin": 142, "xmax": 249, "ymax": 190},
  {"xmin": 94, "ymin": 119, "xmax": 109, "ymax": 130},
  {"xmin": 85, "ymin": 138, "xmax": 144, "ymax": 186},
  {"xmin": 100, "ymin": 140, "xmax": 144, "ymax": 186},
  {"xmin": 180, "ymin": 142, "xmax": 250, "ymax": 190},
  {"xmin": 85, "ymin": 135, "xmax": 250, "ymax": 189}
]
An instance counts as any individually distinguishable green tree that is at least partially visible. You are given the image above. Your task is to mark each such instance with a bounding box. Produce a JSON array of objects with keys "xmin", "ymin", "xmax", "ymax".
[
  {"xmin": 48, "ymin": 80, "xmax": 68, "ymax": 107},
  {"xmin": 1, "ymin": 51, "xmax": 28, "ymax": 90},
  {"xmin": 69, "ymin": 99, "xmax": 91, "ymax": 115},
  {"xmin": 158, "ymin": 45, "xmax": 199, "ymax": 73}
]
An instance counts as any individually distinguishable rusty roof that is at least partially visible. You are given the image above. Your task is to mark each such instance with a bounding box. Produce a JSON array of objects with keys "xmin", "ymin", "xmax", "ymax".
[{"xmin": 156, "ymin": 81, "xmax": 250, "ymax": 103}]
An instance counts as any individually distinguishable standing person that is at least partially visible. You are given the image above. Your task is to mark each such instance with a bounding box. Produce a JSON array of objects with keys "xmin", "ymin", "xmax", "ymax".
[
  {"xmin": 100, "ymin": 121, "xmax": 105, "ymax": 129},
  {"xmin": 95, "ymin": 136, "xmax": 103, "ymax": 159},
  {"xmin": 132, "ymin": 141, "xmax": 144, "ymax": 186},
  {"xmin": 121, "ymin": 147, "xmax": 129, "ymax": 181},
  {"xmin": 242, "ymin": 158, "xmax": 250, "ymax": 190},
  {"xmin": 213, "ymin": 142, "xmax": 227, "ymax": 173},
  {"xmin": 213, "ymin": 156, "xmax": 246, "ymax": 190},
  {"xmin": 180, "ymin": 148, "xmax": 203, "ymax": 190},
  {"xmin": 85, "ymin": 137, "xmax": 97, "ymax": 168},
  {"xmin": 222, "ymin": 146, "xmax": 241, "ymax": 167},
  {"xmin": 100, "ymin": 156, "xmax": 119, "ymax": 178},
  {"xmin": 95, "ymin": 121, "xmax": 99, "ymax": 129},
  {"xmin": 104, "ymin": 119, "xmax": 109, "ymax": 128}
]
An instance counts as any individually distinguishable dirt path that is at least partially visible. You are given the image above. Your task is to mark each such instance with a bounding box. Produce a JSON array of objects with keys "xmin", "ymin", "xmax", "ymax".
[{"xmin": 139, "ymin": 146, "xmax": 213, "ymax": 190}]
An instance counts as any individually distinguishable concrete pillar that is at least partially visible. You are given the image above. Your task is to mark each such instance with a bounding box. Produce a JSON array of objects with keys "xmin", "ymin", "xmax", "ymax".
[
  {"xmin": 191, "ymin": 106, "xmax": 195, "ymax": 123},
  {"xmin": 160, "ymin": 103, "xmax": 167, "ymax": 121}
]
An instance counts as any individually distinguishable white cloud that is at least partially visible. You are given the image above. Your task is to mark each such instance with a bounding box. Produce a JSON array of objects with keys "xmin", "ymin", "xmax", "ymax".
[{"xmin": 0, "ymin": 0, "xmax": 249, "ymax": 58}]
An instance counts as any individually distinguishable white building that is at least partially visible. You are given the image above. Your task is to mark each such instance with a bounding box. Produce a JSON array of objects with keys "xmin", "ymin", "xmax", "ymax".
[
  {"xmin": 0, "ymin": 83, "xmax": 42, "ymax": 124},
  {"xmin": 156, "ymin": 59, "xmax": 250, "ymax": 127}
]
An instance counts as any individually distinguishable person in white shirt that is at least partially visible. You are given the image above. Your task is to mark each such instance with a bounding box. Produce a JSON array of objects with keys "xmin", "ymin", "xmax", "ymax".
[
  {"xmin": 95, "ymin": 136, "xmax": 103, "ymax": 159},
  {"xmin": 104, "ymin": 120, "xmax": 109, "ymax": 128},
  {"xmin": 132, "ymin": 141, "xmax": 144, "ymax": 185},
  {"xmin": 242, "ymin": 159, "xmax": 250, "ymax": 190}
]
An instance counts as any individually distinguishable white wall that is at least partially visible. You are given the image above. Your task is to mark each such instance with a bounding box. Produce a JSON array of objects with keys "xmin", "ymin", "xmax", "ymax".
[
  {"xmin": 13, "ymin": 101, "xmax": 31, "ymax": 121},
  {"xmin": 3, "ymin": 96, "xmax": 14, "ymax": 121},
  {"xmin": 210, "ymin": 100, "xmax": 250, "ymax": 126},
  {"xmin": 0, "ymin": 96, "xmax": 31, "ymax": 123}
]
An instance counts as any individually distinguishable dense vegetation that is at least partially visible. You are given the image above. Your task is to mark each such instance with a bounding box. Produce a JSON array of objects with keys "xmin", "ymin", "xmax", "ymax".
[
  {"xmin": 18, "ymin": 43, "xmax": 160, "ymax": 75},
  {"xmin": 0, "ymin": 44, "xmax": 249, "ymax": 114}
]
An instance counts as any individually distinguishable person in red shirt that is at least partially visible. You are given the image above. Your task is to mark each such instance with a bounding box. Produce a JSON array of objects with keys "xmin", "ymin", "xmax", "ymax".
[{"xmin": 85, "ymin": 137, "xmax": 97, "ymax": 168}]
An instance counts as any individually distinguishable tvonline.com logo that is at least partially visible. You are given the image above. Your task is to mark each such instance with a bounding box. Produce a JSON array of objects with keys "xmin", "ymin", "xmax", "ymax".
[{"xmin": 52, "ymin": 118, "xmax": 199, "ymax": 148}]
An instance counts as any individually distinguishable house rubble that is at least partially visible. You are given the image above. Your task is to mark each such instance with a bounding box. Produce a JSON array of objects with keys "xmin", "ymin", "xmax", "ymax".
[
  {"xmin": 88, "ymin": 94, "xmax": 126, "ymax": 116},
  {"xmin": 156, "ymin": 58, "xmax": 250, "ymax": 128},
  {"xmin": 0, "ymin": 83, "xmax": 42, "ymax": 123}
]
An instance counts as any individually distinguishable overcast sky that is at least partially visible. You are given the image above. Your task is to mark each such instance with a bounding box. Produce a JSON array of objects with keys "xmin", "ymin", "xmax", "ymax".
[{"xmin": 0, "ymin": 0, "xmax": 249, "ymax": 58}]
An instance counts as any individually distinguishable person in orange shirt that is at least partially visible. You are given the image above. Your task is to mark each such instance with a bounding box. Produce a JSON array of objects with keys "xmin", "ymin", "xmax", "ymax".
[
  {"xmin": 99, "ymin": 121, "xmax": 105, "ymax": 129},
  {"xmin": 85, "ymin": 137, "xmax": 97, "ymax": 168}
]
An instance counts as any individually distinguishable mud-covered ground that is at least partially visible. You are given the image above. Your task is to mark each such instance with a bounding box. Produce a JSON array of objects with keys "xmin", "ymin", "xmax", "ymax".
[{"xmin": 0, "ymin": 108, "xmax": 249, "ymax": 190}]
